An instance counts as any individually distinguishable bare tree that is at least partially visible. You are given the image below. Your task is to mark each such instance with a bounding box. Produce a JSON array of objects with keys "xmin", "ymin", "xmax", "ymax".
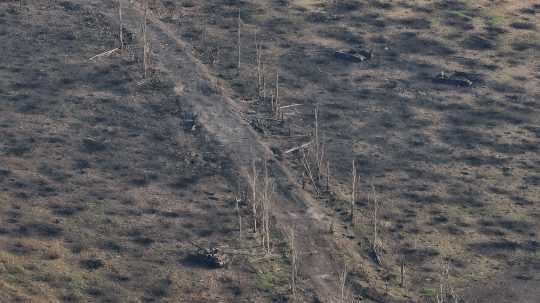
[
  {"xmin": 370, "ymin": 184, "xmax": 382, "ymax": 265},
  {"xmin": 255, "ymin": 30, "xmax": 262, "ymax": 98},
  {"xmin": 301, "ymin": 147, "xmax": 319, "ymax": 196},
  {"xmin": 235, "ymin": 195, "xmax": 243, "ymax": 245},
  {"xmin": 248, "ymin": 159, "xmax": 259, "ymax": 235},
  {"xmin": 436, "ymin": 259, "xmax": 459, "ymax": 303},
  {"xmin": 400, "ymin": 254, "xmax": 405, "ymax": 288},
  {"xmin": 261, "ymin": 161, "xmax": 273, "ymax": 255},
  {"xmin": 288, "ymin": 227, "xmax": 298, "ymax": 301},
  {"xmin": 142, "ymin": 0, "xmax": 149, "ymax": 78},
  {"xmin": 273, "ymin": 69, "xmax": 280, "ymax": 119},
  {"xmin": 371, "ymin": 184, "xmax": 379, "ymax": 251},
  {"xmin": 118, "ymin": 0, "xmax": 123, "ymax": 49},
  {"xmin": 314, "ymin": 104, "xmax": 320, "ymax": 171},
  {"xmin": 351, "ymin": 160, "xmax": 357, "ymax": 225},
  {"xmin": 313, "ymin": 104, "xmax": 327, "ymax": 185},
  {"xmin": 237, "ymin": 7, "xmax": 241, "ymax": 71},
  {"xmin": 299, "ymin": 105, "xmax": 329, "ymax": 197},
  {"xmin": 326, "ymin": 159, "xmax": 331, "ymax": 192},
  {"xmin": 262, "ymin": 62, "xmax": 266, "ymax": 100},
  {"xmin": 339, "ymin": 263, "xmax": 348, "ymax": 303}
]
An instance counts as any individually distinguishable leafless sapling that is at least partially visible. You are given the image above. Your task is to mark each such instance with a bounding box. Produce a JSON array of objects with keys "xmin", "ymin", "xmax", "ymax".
[
  {"xmin": 301, "ymin": 147, "xmax": 320, "ymax": 196},
  {"xmin": 235, "ymin": 195, "xmax": 243, "ymax": 245},
  {"xmin": 314, "ymin": 104, "xmax": 320, "ymax": 169},
  {"xmin": 274, "ymin": 69, "xmax": 280, "ymax": 119},
  {"xmin": 255, "ymin": 30, "xmax": 263, "ymax": 99},
  {"xmin": 249, "ymin": 159, "xmax": 259, "ymax": 235},
  {"xmin": 436, "ymin": 259, "xmax": 459, "ymax": 303},
  {"xmin": 261, "ymin": 161, "xmax": 273, "ymax": 255},
  {"xmin": 370, "ymin": 184, "xmax": 382, "ymax": 265},
  {"xmin": 326, "ymin": 159, "xmax": 331, "ymax": 192},
  {"xmin": 400, "ymin": 254, "xmax": 405, "ymax": 288},
  {"xmin": 371, "ymin": 184, "xmax": 379, "ymax": 250},
  {"xmin": 351, "ymin": 160, "xmax": 357, "ymax": 225},
  {"xmin": 312, "ymin": 104, "xmax": 326, "ymax": 184},
  {"xmin": 142, "ymin": 0, "xmax": 149, "ymax": 78},
  {"xmin": 237, "ymin": 7, "xmax": 241, "ymax": 71},
  {"xmin": 288, "ymin": 227, "xmax": 298, "ymax": 301},
  {"xmin": 118, "ymin": 0, "xmax": 123, "ymax": 49},
  {"xmin": 339, "ymin": 263, "xmax": 348, "ymax": 303}
]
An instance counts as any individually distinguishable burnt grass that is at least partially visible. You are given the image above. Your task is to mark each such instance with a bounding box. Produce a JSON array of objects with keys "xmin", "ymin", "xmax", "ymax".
[
  {"xmin": 0, "ymin": 2, "xmax": 270, "ymax": 302},
  {"xmin": 145, "ymin": 0, "xmax": 540, "ymax": 301}
]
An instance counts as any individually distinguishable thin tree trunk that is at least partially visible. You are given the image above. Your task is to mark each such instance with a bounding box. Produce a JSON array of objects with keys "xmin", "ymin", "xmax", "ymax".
[
  {"xmin": 326, "ymin": 160, "xmax": 330, "ymax": 191},
  {"xmin": 301, "ymin": 148, "xmax": 319, "ymax": 196},
  {"xmin": 250, "ymin": 159, "xmax": 258, "ymax": 234},
  {"xmin": 235, "ymin": 196, "xmax": 242, "ymax": 245},
  {"xmin": 315, "ymin": 105, "xmax": 319, "ymax": 169},
  {"xmin": 255, "ymin": 31, "xmax": 260, "ymax": 97},
  {"xmin": 340, "ymin": 263, "xmax": 348, "ymax": 303},
  {"xmin": 400, "ymin": 256, "xmax": 405, "ymax": 288},
  {"xmin": 275, "ymin": 70, "xmax": 279, "ymax": 118},
  {"xmin": 142, "ymin": 0, "xmax": 148, "ymax": 78},
  {"xmin": 371, "ymin": 184, "xmax": 378, "ymax": 250},
  {"xmin": 288, "ymin": 227, "xmax": 297, "ymax": 301},
  {"xmin": 351, "ymin": 160, "xmax": 357, "ymax": 225},
  {"xmin": 118, "ymin": 0, "xmax": 123, "ymax": 49},
  {"xmin": 237, "ymin": 7, "xmax": 241, "ymax": 71},
  {"xmin": 262, "ymin": 161, "xmax": 272, "ymax": 254},
  {"xmin": 262, "ymin": 63, "xmax": 266, "ymax": 100}
]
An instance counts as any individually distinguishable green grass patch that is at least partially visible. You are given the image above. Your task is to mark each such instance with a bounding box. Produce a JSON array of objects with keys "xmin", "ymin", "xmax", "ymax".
[
  {"xmin": 480, "ymin": 8, "xmax": 504, "ymax": 27},
  {"xmin": 253, "ymin": 256, "xmax": 289, "ymax": 294},
  {"xmin": 256, "ymin": 271, "xmax": 276, "ymax": 292},
  {"xmin": 420, "ymin": 287, "xmax": 437, "ymax": 297}
]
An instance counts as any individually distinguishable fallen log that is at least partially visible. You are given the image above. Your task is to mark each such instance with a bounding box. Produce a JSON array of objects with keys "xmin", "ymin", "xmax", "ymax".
[
  {"xmin": 88, "ymin": 48, "xmax": 120, "ymax": 61},
  {"xmin": 284, "ymin": 141, "xmax": 313, "ymax": 154},
  {"xmin": 279, "ymin": 103, "xmax": 303, "ymax": 110},
  {"xmin": 335, "ymin": 48, "xmax": 372, "ymax": 63}
]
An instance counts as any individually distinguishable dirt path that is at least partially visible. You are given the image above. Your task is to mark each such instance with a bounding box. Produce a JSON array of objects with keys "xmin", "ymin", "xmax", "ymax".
[{"xmin": 79, "ymin": 1, "xmax": 368, "ymax": 301}]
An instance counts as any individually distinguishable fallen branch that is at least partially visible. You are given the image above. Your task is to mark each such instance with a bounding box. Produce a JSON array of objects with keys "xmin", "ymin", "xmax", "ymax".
[
  {"xmin": 266, "ymin": 134, "xmax": 309, "ymax": 139},
  {"xmin": 88, "ymin": 48, "xmax": 119, "ymax": 61},
  {"xmin": 301, "ymin": 148, "xmax": 320, "ymax": 196},
  {"xmin": 284, "ymin": 141, "xmax": 312, "ymax": 154},
  {"xmin": 279, "ymin": 103, "xmax": 303, "ymax": 110},
  {"xmin": 136, "ymin": 78, "xmax": 150, "ymax": 86},
  {"xmin": 223, "ymin": 249, "xmax": 261, "ymax": 256},
  {"xmin": 249, "ymin": 253, "xmax": 281, "ymax": 263}
]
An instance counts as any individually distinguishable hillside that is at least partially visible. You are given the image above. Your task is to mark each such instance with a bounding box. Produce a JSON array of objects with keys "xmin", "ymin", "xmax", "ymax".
[{"xmin": 1, "ymin": 1, "xmax": 539, "ymax": 302}]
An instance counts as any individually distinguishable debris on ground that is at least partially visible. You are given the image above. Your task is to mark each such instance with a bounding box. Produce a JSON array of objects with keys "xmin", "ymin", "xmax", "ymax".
[
  {"xmin": 433, "ymin": 71, "xmax": 473, "ymax": 87},
  {"xmin": 190, "ymin": 242, "xmax": 228, "ymax": 268},
  {"xmin": 182, "ymin": 112, "xmax": 198, "ymax": 131},
  {"xmin": 335, "ymin": 48, "xmax": 372, "ymax": 63},
  {"xmin": 249, "ymin": 118, "xmax": 266, "ymax": 134},
  {"xmin": 82, "ymin": 137, "xmax": 107, "ymax": 152}
]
